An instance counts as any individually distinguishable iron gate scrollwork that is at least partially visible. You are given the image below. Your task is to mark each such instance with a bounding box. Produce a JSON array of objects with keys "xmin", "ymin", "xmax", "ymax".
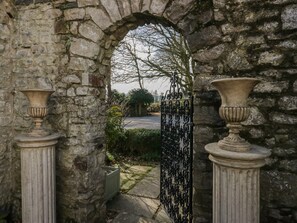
[{"xmin": 160, "ymin": 72, "xmax": 193, "ymax": 223}]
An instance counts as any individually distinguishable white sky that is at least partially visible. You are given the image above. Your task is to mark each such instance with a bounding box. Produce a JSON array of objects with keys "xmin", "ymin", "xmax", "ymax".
[
  {"xmin": 111, "ymin": 25, "xmax": 173, "ymax": 95},
  {"xmin": 112, "ymin": 78, "xmax": 170, "ymax": 95}
]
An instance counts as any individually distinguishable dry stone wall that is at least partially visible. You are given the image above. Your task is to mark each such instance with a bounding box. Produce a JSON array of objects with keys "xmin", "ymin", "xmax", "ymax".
[
  {"xmin": 192, "ymin": 1, "xmax": 297, "ymax": 223},
  {"xmin": 0, "ymin": 0, "xmax": 16, "ymax": 214},
  {"xmin": 0, "ymin": 0, "xmax": 296, "ymax": 222}
]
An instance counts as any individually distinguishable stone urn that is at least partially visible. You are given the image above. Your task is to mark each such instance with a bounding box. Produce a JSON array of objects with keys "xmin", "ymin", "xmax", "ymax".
[
  {"xmin": 21, "ymin": 89, "xmax": 54, "ymax": 137},
  {"xmin": 211, "ymin": 78, "xmax": 260, "ymax": 152}
]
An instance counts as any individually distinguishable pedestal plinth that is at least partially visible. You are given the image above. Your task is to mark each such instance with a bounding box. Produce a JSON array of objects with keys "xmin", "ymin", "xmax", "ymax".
[
  {"xmin": 15, "ymin": 133, "xmax": 59, "ymax": 223},
  {"xmin": 205, "ymin": 143, "xmax": 270, "ymax": 223}
]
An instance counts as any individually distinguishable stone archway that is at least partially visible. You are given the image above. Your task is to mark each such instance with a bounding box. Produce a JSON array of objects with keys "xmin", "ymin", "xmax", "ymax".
[
  {"xmin": 2, "ymin": 0, "xmax": 297, "ymax": 223},
  {"xmin": 55, "ymin": 2, "xmax": 205, "ymax": 222},
  {"xmin": 4, "ymin": 0, "xmax": 213, "ymax": 221},
  {"xmin": 5, "ymin": 0, "xmax": 297, "ymax": 222}
]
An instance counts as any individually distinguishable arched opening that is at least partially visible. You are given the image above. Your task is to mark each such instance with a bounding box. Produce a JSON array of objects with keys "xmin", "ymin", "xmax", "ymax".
[{"xmin": 103, "ymin": 16, "xmax": 194, "ymax": 222}]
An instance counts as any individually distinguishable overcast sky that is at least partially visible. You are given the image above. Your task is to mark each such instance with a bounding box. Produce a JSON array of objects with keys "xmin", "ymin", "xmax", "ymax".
[{"xmin": 112, "ymin": 78, "xmax": 170, "ymax": 95}]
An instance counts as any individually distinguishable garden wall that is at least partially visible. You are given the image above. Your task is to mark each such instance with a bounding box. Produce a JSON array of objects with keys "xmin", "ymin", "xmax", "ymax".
[
  {"xmin": 0, "ymin": 0, "xmax": 296, "ymax": 222},
  {"xmin": 192, "ymin": 1, "xmax": 297, "ymax": 222}
]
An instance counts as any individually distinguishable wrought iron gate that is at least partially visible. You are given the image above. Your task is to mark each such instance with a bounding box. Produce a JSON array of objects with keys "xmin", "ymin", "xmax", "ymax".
[{"xmin": 160, "ymin": 72, "xmax": 194, "ymax": 223}]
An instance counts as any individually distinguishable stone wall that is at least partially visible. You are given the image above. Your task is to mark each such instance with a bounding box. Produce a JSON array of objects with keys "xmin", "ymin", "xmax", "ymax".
[
  {"xmin": 192, "ymin": 1, "xmax": 297, "ymax": 222},
  {"xmin": 0, "ymin": 0, "xmax": 16, "ymax": 214},
  {"xmin": 0, "ymin": 0, "xmax": 296, "ymax": 222}
]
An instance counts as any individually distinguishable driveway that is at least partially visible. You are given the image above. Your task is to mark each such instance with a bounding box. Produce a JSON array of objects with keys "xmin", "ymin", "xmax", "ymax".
[{"xmin": 124, "ymin": 113, "xmax": 160, "ymax": 129}]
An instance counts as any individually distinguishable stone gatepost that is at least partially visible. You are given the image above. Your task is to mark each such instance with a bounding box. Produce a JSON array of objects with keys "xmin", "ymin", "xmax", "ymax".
[
  {"xmin": 15, "ymin": 89, "xmax": 59, "ymax": 223},
  {"xmin": 205, "ymin": 78, "xmax": 271, "ymax": 223}
]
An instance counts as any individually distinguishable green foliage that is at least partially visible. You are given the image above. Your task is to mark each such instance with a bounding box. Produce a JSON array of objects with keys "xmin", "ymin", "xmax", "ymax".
[
  {"xmin": 105, "ymin": 105, "xmax": 126, "ymax": 152},
  {"xmin": 147, "ymin": 103, "xmax": 160, "ymax": 112},
  {"xmin": 127, "ymin": 89, "xmax": 154, "ymax": 106},
  {"xmin": 110, "ymin": 89, "xmax": 126, "ymax": 105},
  {"xmin": 105, "ymin": 151, "xmax": 116, "ymax": 165},
  {"xmin": 139, "ymin": 151, "xmax": 160, "ymax": 161},
  {"xmin": 125, "ymin": 128, "xmax": 161, "ymax": 153}
]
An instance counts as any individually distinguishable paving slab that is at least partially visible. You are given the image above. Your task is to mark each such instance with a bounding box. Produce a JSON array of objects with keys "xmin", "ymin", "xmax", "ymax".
[
  {"xmin": 121, "ymin": 179, "xmax": 137, "ymax": 192},
  {"xmin": 107, "ymin": 194, "xmax": 159, "ymax": 219},
  {"xmin": 128, "ymin": 166, "xmax": 160, "ymax": 198},
  {"xmin": 129, "ymin": 165, "xmax": 153, "ymax": 174},
  {"xmin": 120, "ymin": 172, "xmax": 134, "ymax": 183},
  {"xmin": 155, "ymin": 206, "xmax": 172, "ymax": 223},
  {"xmin": 112, "ymin": 212, "xmax": 158, "ymax": 223},
  {"xmin": 146, "ymin": 166, "xmax": 160, "ymax": 179}
]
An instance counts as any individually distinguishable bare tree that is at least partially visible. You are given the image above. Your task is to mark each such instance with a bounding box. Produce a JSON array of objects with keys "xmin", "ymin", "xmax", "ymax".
[{"xmin": 111, "ymin": 24, "xmax": 194, "ymax": 93}]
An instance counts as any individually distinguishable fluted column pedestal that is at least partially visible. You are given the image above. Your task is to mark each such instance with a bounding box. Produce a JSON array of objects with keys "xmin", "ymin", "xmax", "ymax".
[
  {"xmin": 15, "ymin": 133, "xmax": 59, "ymax": 223},
  {"xmin": 205, "ymin": 143, "xmax": 270, "ymax": 223}
]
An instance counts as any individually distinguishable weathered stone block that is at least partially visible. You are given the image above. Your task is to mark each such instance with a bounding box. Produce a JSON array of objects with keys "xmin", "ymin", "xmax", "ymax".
[
  {"xmin": 101, "ymin": 0, "xmax": 122, "ymax": 22},
  {"xmin": 221, "ymin": 24, "xmax": 250, "ymax": 35},
  {"xmin": 277, "ymin": 40, "xmax": 297, "ymax": 49},
  {"xmin": 79, "ymin": 21, "xmax": 104, "ymax": 43},
  {"xmin": 280, "ymin": 160, "xmax": 297, "ymax": 172},
  {"xmin": 76, "ymin": 87, "xmax": 89, "ymax": 96},
  {"xmin": 213, "ymin": 0, "xmax": 225, "ymax": 8},
  {"xmin": 68, "ymin": 57, "xmax": 96, "ymax": 72},
  {"xmin": 249, "ymin": 128, "xmax": 264, "ymax": 139},
  {"xmin": 77, "ymin": 0, "xmax": 99, "ymax": 7},
  {"xmin": 150, "ymin": 0, "xmax": 169, "ymax": 16},
  {"xmin": 236, "ymin": 35, "xmax": 265, "ymax": 46},
  {"xmin": 261, "ymin": 171, "xmax": 297, "ymax": 207},
  {"xmin": 193, "ymin": 44, "xmax": 225, "ymax": 63},
  {"xmin": 62, "ymin": 75, "xmax": 81, "ymax": 84},
  {"xmin": 89, "ymin": 75, "xmax": 104, "ymax": 87},
  {"xmin": 273, "ymin": 147, "xmax": 297, "ymax": 158},
  {"xmin": 226, "ymin": 49, "xmax": 253, "ymax": 70},
  {"xmin": 0, "ymin": 25, "xmax": 10, "ymax": 40},
  {"xmin": 254, "ymin": 81, "xmax": 288, "ymax": 93},
  {"xmin": 64, "ymin": 8, "xmax": 85, "ymax": 21},
  {"xmin": 248, "ymin": 97, "xmax": 276, "ymax": 108},
  {"xmin": 70, "ymin": 38, "xmax": 100, "ymax": 59},
  {"xmin": 294, "ymin": 80, "xmax": 297, "ymax": 92},
  {"xmin": 131, "ymin": 0, "xmax": 141, "ymax": 13},
  {"xmin": 270, "ymin": 112, "xmax": 297, "ymax": 124},
  {"xmin": 141, "ymin": 0, "xmax": 151, "ymax": 12},
  {"xmin": 194, "ymin": 126, "xmax": 214, "ymax": 144},
  {"xmin": 0, "ymin": 44, "xmax": 5, "ymax": 53},
  {"xmin": 117, "ymin": 0, "xmax": 132, "ymax": 18},
  {"xmin": 282, "ymin": 4, "xmax": 297, "ymax": 30},
  {"xmin": 193, "ymin": 106, "xmax": 221, "ymax": 125},
  {"xmin": 86, "ymin": 7, "xmax": 112, "ymax": 30},
  {"xmin": 15, "ymin": 0, "xmax": 33, "ymax": 5},
  {"xmin": 258, "ymin": 21, "xmax": 279, "ymax": 33},
  {"xmin": 278, "ymin": 96, "xmax": 297, "ymax": 110},
  {"xmin": 245, "ymin": 9, "xmax": 279, "ymax": 23},
  {"xmin": 242, "ymin": 107, "xmax": 266, "ymax": 126},
  {"xmin": 259, "ymin": 70, "xmax": 282, "ymax": 79},
  {"xmin": 187, "ymin": 26, "xmax": 221, "ymax": 52},
  {"xmin": 258, "ymin": 51, "xmax": 284, "ymax": 66},
  {"xmin": 164, "ymin": 0, "xmax": 196, "ymax": 24}
]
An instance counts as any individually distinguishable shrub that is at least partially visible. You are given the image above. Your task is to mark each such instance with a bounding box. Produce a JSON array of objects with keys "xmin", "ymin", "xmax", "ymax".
[
  {"xmin": 105, "ymin": 105, "xmax": 127, "ymax": 152},
  {"xmin": 147, "ymin": 103, "xmax": 160, "ymax": 112},
  {"xmin": 127, "ymin": 89, "xmax": 154, "ymax": 116},
  {"xmin": 125, "ymin": 128, "xmax": 161, "ymax": 153}
]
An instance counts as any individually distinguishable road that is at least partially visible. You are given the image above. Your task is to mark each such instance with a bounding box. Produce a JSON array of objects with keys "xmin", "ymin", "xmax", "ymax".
[{"xmin": 124, "ymin": 113, "xmax": 160, "ymax": 129}]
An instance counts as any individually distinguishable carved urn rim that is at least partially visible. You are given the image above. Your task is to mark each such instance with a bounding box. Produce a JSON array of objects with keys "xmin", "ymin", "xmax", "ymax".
[{"xmin": 211, "ymin": 77, "xmax": 260, "ymax": 84}]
